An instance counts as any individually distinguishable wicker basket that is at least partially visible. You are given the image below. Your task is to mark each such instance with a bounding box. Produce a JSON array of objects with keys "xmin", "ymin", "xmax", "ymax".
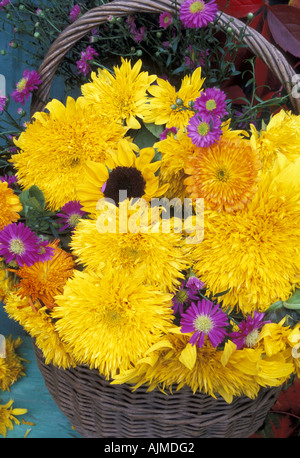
[
  {"xmin": 30, "ymin": 0, "xmax": 300, "ymax": 116},
  {"xmin": 29, "ymin": 0, "xmax": 293, "ymax": 438},
  {"xmin": 34, "ymin": 344, "xmax": 281, "ymax": 438}
]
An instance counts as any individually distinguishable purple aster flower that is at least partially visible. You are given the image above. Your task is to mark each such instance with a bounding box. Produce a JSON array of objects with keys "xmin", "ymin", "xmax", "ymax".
[
  {"xmin": 0, "ymin": 222, "xmax": 50, "ymax": 267},
  {"xmin": 37, "ymin": 240, "xmax": 55, "ymax": 263},
  {"xmin": 159, "ymin": 12, "xmax": 173, "ymax": 29},
  {"xmin": 180, "ymin": 0, "xmax": 218, "ymax": 29},
  {"xmin": 0, "ymin": 0, "xmax": 12, "ymax": 10},
  {"xmin": 229, "ymin": 311, "xmax": 271, "ymax": 350},
  {"xmin": 180, "ymin": 299, "xmax": 228, "ymax": 348},
  {"xmin": 76, "ymin": 46, "xmax": 98, "ymax": 76},
  {"xmin": 172, "ymin": 281, "xmax": 189, "ymax": 315},
  {"xmin": 56, "ymin": 200, "xmax": 86, "ymax": 232},
  {"xmin": 11, "ymin": 69, "xmax": 42, "ymax": 105},
  {"xmin": 186, "ymin": 276, "xmax": 205, "ymax": 299},
  {"xmin": 69, "ymin": 4, "xmax": 81, "ymax": 22},
  {"xmin": 187, "ymin": 113, "xmax": 222, "ymax": 148},
  {"xmin": 194, "ymin": 87, "xmax": 227, "ymax": 120},
  {"xmin": 159, "ymin": 126, "xmax": 178, "ymax": 140},
  {"xmin": 0, "ymin": 174, "xmax": 17, "ymax": 187},
  {"xmin": 0, "ymin": 92, "xmax": 7, "ymax": 112}
]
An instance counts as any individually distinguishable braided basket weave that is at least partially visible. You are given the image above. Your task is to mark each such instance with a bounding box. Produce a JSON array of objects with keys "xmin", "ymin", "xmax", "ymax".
[
  {"xmin": 34, "ymin": 344, "xmax": 281, "ymax": 438},
  {"xmin": 29, "ymin": 0, "xmax": 292, "ymax": 438}
]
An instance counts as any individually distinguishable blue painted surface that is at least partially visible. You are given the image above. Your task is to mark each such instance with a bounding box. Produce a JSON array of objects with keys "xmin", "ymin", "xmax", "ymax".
[{"xmin": 0, "ymin": 335, "xmax": 82, "ymax": 438}]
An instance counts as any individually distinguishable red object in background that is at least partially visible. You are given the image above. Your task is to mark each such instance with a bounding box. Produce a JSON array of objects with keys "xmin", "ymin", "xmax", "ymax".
[{"xmin": 251, "ymin": 379, "xmax": 300, "ymax": 437}]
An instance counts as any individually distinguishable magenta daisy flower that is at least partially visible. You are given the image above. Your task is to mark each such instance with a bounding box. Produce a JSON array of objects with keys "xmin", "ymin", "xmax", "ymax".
[
  {"xmin": 172, "ymin": 279, "xmax": 200, "ymax": 315},
  {"xmin": 229, "ymin": 312, "xmax": 271, "ymax": 350},
  {"xmin": 194, "ymin": 87, "xmax": 227, "ymax": 120},
  {"xmin": 186, "ymin": 276, "xmax": 205, "ymax": 295},
  {"xmin": 187, "ymin": 113, "xmax": 222, "ymax": 148},
  {"xmin": 76, "ymin": 46, "xmax": 98, "ymax": 76},
  {"xmin": 11, "ymin": 69, "xmax": 42, "ymax": 105},
  {"xmin": 180, "ymin": 0, "xmax": 218, "ymax": 29},
  {"xmin": 159, "ymin": 126, "xmax": 178, "ymax": 140},
  {"xmin": 0, "ymin": 174, "xmax": 17, "ymax": 187},
  {"xmin": 56, "ymin": 200, "xmax": 86, "ymax": 232},
  {"xmin": 159, "ymin": 12, "xmax": 173, "ymax": 29},
  {"xmin": 0, "ymin": 222, "xmax": 51, "ymax": 267},
  {"xmin": 0, "ymin": 93, "xmax": 7, "ymax": 112},
  {"xmin": 69, "ymin": 4, "xmax": 81, "ymax": 22},
  {"xmin": 180, "ymin": 299, "xmax": 228, "ymax": 348},
  {"xmin": 0, "ymin": 0, "xmax": 12, "ymax": 10}
]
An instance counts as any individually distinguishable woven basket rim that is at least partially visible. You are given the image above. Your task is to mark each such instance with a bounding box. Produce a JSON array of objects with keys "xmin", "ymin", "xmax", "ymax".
[
  {"xmin": 30, "ymin": 0, "xmax": 300, "ymax": 116},
  {"xmin": 33, "ymin": 342, "xmax": 282, "ymax": 438}
]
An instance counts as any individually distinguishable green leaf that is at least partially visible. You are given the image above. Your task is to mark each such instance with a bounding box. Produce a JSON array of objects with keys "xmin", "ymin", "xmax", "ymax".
[
  {"xmin": 144, "ymin": 122, "xmax": 164, "ymax": 139},
  {"xmin": 283, "ymin": 289, "xmax": 300, "ymax": 310},
  {"xmin": 133, "ymin": 123, "xmax": 158, "ymax": 149},
  {"xmin": 19, "ymin": 185, "xmax": 46, "ymax": 212}
]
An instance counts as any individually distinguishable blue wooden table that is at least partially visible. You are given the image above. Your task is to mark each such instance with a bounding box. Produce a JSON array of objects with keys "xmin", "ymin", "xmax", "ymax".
[{"xmin": 0, "ymin": 308, "xmax": 82, "ymax": 438}]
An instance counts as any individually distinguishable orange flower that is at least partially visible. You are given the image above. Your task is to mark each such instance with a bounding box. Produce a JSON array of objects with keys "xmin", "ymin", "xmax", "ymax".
[
  {"xmin": 184, "ymin": 134, "xmax": 261, "ymax": 212},
  {"xmin": 15, "ymin": 240, "xmax": 74, "ymax": 309},
  {"xmin": 0, "ymin": 181, "xmax": 22, "ymax": 231}
]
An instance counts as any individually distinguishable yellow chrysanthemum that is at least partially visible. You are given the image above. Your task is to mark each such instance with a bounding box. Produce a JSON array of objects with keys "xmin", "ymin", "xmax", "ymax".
[
  {"xmin": 70, "ymin": 200, "xmax": 191, "ymax": 292},
  {"xmin": 15, "ymin": 240, "xmax": 74, "ymax": 310},
  {"xmin": 13, "ymin": 96, "xmax": 134, "ymax": 210},
  {"xmin": 288, "ymin": 324, "xmax": 300, "ymax": 377},
  {"xmin": 154, "ymin": 128, "xmax": 198, "ymax": 201},
  {"xmin": 113, "ymin": 329, "xmax": 284, "ymax": 403},
  {"xmin": 141, "ymin": 67, "xmax": 205, "ymax": 129},
  {"xmin": 113, "ymin": 329, "xmax": 294, "ymax": 403},
  {"xmin": 4, "ymin": 291, "xmax": 75, "ymax": 368},
  {"xmin": 184, "ymin": 133, "xmax": 261, "ymax": 212},
  {"xmin": 81, "ymin": 58, "xmax": 157, "ymax": 129},
  {"xmin": 250, "ymin": 109, "xmax": 300, "ymax": 169},
  {"xmin": 0, "ymin": 181, "xmax": 22, "ymax": 231},
  {"xmin": 0, "ymin": 399, "xmax": 27, "ymax": 438},
  {"xmin": 0, "ymin": 336, "xmax": 26, "ymax": 391},
  {"xmin": 53, "ymin": 265, "xmax": 175, "ymax": 378},
  {"xmin": 0, "ymin": 258, "xmax": 17, "ymax": 301},
  {"xmin": 77, "ymin": 141, "xmax": 169, "ymax": 214},
  {"xmin": 190, "ymin": 153, "xmax": 300, "ymax": 313}
]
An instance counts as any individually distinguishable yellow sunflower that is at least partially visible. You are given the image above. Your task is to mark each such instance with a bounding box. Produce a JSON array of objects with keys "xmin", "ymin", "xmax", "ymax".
[
  {"xmin": 184, "ymin": 133, "xmax": 261, "ymax": 212},
  {"xmin": 4, "ymin": 291, "xmax": 75, "ymax": 368},
  {"xmin": 0, "ymin": 258, "xmax": 17, "ymax": 301},
  {"xmin": 81, "ymin": 58, "xmax": 157, "ymax": 129},
  {"xmin": 15, "ymin": 240, "xmax": 74, "ymax": 310},
  {"xmin": 189, "ymin": 153, "xmax": 300, "ymax": 313},
  {"xmin": 71, "ymin": 199, "xmax": 191, "ymax": 293},
  {"xmin": 0, "ymin": 400, "xmax": 27, "ymax": 438},
  {"xmin": 113, "ymin": 328, "xmax": 294, "ymax": 403},
  {"xmin": 250, "ymin": 109, "xmax": 300, "ymax": 169},
  {"xmin": 0, "ymin": 336, "xmax": 26, "ymax": 391},
  {"xmin": 13, "ymin": 96, "xmax": 134, "ymax": 211},
  {"xmin": 76, "ymin": 140, "xmax": 169, "ymax": 214},
  {"xmin": 53, "ymin": 264, "xmax": 175, "ymax": 378},
  {"xmin": 141, "ymin": 66, "xmax": 205, "ymax": 129},
  {"xmin": 0, "ymin": 181, "xmax": 22, "ymax": 230},
  {"xmin": 154, "ymin": 128, "xmax": 198, "ymax": 201}
]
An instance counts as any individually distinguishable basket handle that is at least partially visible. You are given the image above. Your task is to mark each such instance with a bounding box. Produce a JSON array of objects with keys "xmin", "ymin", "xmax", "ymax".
[{"xmin": 30, "ymin": 0, "xmax": 300, "ymax": 116}]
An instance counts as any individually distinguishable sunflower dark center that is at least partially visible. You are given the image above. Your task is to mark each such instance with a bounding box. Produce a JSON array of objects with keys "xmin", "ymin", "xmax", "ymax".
[{"xmin": 103, "ymin": 166, "xmax": 146, "ymax": 204}]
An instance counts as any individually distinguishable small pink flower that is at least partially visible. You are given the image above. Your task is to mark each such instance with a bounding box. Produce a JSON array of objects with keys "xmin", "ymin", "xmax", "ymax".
[
  {"xmin": 187, "ymin": 113, "xmax": 222, "ymax": 148},
  {"xmin": 76, "ymin": 46, "xmax": 98, "ymax": 76},
  {"xmin": 0, "ymin": 0, "xmax": 12, "ymax": 10},
  {"xmin": 132, "ymin": 25, "xmax": 147, "ymax": 43},
  {"xmin": 11, "ymin": 69, "xmax": 42, "ymax": 105},
  {"xmin": 69, "ymin": 4, "xmax": 81, "ymax": 22},
  {"xmin": 0, "ymin": 92, "xmax": 7, "ymax": 112},
  {"xmin": 159, "ymin": 12, "xmax": 173, "ymax": 29},
  {"xmin": 180, "ymin": 0, "xmax": 218, "ymax": 29}
]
